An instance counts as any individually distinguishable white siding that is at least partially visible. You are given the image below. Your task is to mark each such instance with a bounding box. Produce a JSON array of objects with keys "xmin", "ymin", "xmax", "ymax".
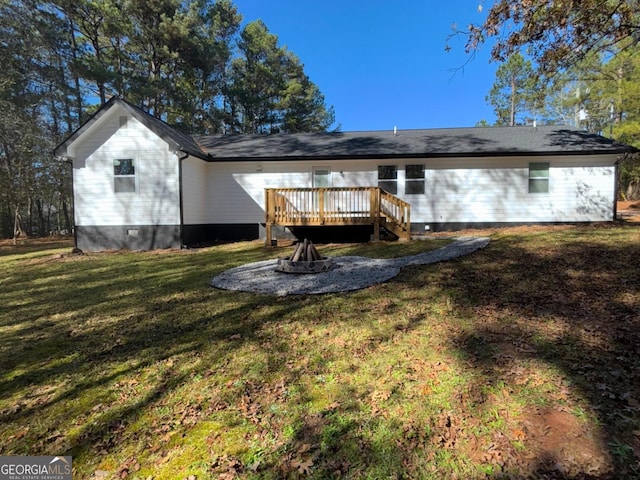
[
  {"xmin": 204, "ymin": 161, "xmax": 308, "ymax": 223},
  {"xmin": 72, "ymin": 105, "xmax": 180, "ymax": 226},
  {"xmin": 203, "ymin": 159, "xmax": 380, "ymax": 224},
  {"xmin": 182, "ymin": 156, "xmax": 208, "ymax": 224},
  {"xmin": 423, "ymin": 156, "xmax": 615, "ymax": 223},
  {"xmin": 202, "ymin": 155, "xmax": 617, "ymax": 224},
  {"xmin": 71, "ymin": 108, "xmax": 618, "ymax": 229}
]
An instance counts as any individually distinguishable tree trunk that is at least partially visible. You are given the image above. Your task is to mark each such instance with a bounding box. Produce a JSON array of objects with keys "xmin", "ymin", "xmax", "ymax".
[
  {"xmin": 68, "ymin": 18, "xmax": 84, "ymax": 122},
  {"xmin": 62, "ymin": 199, "xmax": 72, "ymax": 235},
  {"xmin": 1, "ymin": 200, "xmax": 11, "ymax": 238},
  {"xmin": 626, "ymin": 181, "xmax": 640, "ymax": 201},
  {"xmin": 27, "ymin": 196, "xmax": 33, "ymax": 236},
  {"xmin": 510, "ymin": 73, "xmax": 516, "ymax": 127},
  {"xmin": 13, "ymin": 206, "xmax": 27, "ymax": 244},
  {"xmin": 36, "ymin": 198, "xmax": 45, "ymax": 237}
]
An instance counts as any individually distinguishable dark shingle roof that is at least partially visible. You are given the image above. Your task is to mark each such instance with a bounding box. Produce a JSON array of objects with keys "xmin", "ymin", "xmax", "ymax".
[
  {"xmin": 55, "ymin": 97, "xmax": 635, "ymax": 162},
  {"xmin": 194, "ymin": 126, "xmax": 634, "ymax": 161}
]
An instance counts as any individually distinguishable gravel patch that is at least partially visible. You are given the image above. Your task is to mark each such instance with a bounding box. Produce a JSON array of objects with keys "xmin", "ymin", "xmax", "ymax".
[{"xmin": 210, "ymin": 236, "xmax": 490, "ymax": 296}]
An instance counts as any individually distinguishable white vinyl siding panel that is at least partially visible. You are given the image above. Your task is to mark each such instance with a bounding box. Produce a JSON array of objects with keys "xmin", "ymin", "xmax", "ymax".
[
  {"xmin": 423, "ymin": 156, "xmax": 615, "ymax": 223},
  {"xmin": 205, "ymin": 159, "xmax": 381, "ymax": 224},
  {"xmin": 72, "ymin": 109, "xmax": 180, "ymax": 226},
  {"xmin": 205, "ymin": 162, "xmax": 315, "ymax": 223},
  {"xmin": 202, "ymin": 155, "xmax": 616, "ymax": 225},
  {"xmin": 182, "ymin": 156, "xmax": 208, "ymax": 224}
]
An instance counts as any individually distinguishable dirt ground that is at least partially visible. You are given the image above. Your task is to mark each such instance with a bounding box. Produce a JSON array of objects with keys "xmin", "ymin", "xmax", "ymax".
[
  {"xmin": 617, "ymin": 200, "xmax": 640, "ymax": 223},
  {"xmin": 0, "ymin": 235, "xmax": 73, "ymax": 252}
]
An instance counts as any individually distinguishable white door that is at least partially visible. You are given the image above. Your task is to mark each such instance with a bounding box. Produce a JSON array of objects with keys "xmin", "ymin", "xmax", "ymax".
[
  {"xmin": 313, "ymin": 168, "xmax": 331, "ymax": 214},
  {"xmin": 313, "ymin": 167, "xmax": 331, "ymax": 188}
]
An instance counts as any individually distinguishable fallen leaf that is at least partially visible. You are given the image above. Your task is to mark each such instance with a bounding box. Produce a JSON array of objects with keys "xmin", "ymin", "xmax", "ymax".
[
  {"xmin": 327, "ymin": 401, "xmax": 340, "ymax": 411},
  {"xmin": 420, "ymin": 385, "xmax": 432, "ymax": 396},
  {"xmin": 370, "ymin": 390, "xmax": 391, "ymax": 402},
  {"xmin": 297, "ymin": 443, "xmax": 311, "ymax": 454},
  {"xmin": 10, "ymin": 427, "xmax": 29, "ymax": 441},
  {"xmin": 513, "ymin": 429, "xmax": 526, "ymax": 440},
  {"xmin": 293, "ymin": 458, "xmax": 314, "ymax": 475}
]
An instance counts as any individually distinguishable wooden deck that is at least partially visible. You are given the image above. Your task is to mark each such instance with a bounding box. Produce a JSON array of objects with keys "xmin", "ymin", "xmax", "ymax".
[{"xmin": 265, "ymin": 187, "xmax": 410, "ymax": 244}]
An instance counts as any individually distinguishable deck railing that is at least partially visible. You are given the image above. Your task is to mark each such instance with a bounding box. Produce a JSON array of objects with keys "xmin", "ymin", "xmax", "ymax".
[
  {"xmin": 380, "ymin": 189, "xmax": 411, "ymax": 239},
  {"xmin": 265, "ymin": 187, "xmax": 410, "ymax": 243}
]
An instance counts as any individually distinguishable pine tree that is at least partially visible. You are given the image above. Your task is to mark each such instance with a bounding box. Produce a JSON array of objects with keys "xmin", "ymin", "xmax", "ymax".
[{"xmin": 486, "ymin": 53, "xmax": 541, "ymax": 126}]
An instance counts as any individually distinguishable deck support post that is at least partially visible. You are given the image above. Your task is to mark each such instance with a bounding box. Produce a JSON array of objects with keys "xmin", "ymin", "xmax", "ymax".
[
  {"xmin": 318, "ymin": 188, "xmax": 325, "ymax": 225},
  {"xmin": 373, "ymin": 220, "xmax": 380, "ymax": 241},
  {"xmin": 265, "ymin": 189, "xmax": 274, "ymax": 246},
  {"xmin": 371, "ymin": 187, "xmax": 381, "ymax": 241},
  {"xmin": 265, "ymin": 222, "xmax": 273, "ymax": 247}
]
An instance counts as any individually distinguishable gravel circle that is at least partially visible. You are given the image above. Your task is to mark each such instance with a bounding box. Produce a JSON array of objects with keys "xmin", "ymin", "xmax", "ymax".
[{"xmin": 210, "ymin": 236, "xmax": 490, "ymax": 296}]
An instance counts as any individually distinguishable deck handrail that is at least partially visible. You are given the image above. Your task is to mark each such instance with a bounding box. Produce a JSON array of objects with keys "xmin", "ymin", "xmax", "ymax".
[
  {"xmin": 265, "ymin": 187, "xmax": 410, "ymax": 243},
  {"xmin": 379, "ymin": 189, "xmax": 411, "ymax": 237}
]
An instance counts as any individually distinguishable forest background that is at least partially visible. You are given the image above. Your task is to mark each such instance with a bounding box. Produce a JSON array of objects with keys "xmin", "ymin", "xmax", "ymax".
[
  {"xmin": 0, "ymin": 0, "xmax": 334, "ymax": 239},
  {"xmin": 1, "ymin": 0, "xmax": 639, "ymax": 240}
]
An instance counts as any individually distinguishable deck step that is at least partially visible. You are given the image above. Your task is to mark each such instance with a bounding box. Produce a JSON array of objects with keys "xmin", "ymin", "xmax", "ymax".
[{"xmin": 380, "ymin": 217, "xmax": 410, "ymax": 241}]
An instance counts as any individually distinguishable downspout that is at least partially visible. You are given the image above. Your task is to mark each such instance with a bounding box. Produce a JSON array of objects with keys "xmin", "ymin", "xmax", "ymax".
[
  {"xmin": 56, "ymin": 156, "xmax": 77, "ymax": 249},
  {"xmin": 614, "ymin": 155, "xmax": 622, "ymax": 221},
  {"xmin": 70, "ymin": 158, "xmax": 78, "ymax": 250},
  {"xmin": 177, "ymin": 148, "xmax": 189, "ymax": 248}
]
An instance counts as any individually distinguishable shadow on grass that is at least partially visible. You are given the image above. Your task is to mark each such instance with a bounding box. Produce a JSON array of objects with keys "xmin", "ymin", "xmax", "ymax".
[
  {"xmin": 426, "ymin": 225, "xmax": 640, "ymax": 478},
  {"xmin": 1, "ymin": 240, "xmax": 427, "ymax": 476},
  {"xmin": 2, "ymin": 229, "xmax": 640, "ymax": 479}
]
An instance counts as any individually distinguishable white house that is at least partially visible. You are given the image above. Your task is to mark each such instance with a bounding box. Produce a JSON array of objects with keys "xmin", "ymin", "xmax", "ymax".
[{"xmin": 54, "ymin": 97, "xmax": 635, "ymax": 251}]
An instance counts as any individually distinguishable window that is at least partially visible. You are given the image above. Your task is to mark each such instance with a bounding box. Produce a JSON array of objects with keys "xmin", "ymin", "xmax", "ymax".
[
  {"xmin": 378, "ymin": 165, "xmax": 397, "ymax": 194},
  {"xmin": 313, "ymin": 167, "xmax": 331, "ymax": 188},
  {"xmin": 528, "ymin": 162, "xmax": 549, "ymax": 193},
  {"xmin": 114, "ymin": 158, "xmax": 136, "ymax": 193},
  {"xmin": 405, "ymin": 164, "xmax": 425, "ymax": 194}
]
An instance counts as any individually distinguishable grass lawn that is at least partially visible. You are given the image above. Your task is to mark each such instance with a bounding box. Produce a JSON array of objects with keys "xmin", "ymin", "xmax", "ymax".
[{"xmin": 1, "ymin": 227, "xmax": 639, "ymax": 479}]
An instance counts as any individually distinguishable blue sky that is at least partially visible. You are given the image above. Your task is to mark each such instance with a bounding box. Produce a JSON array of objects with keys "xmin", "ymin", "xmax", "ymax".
[{"xmin": 232, "ymin": 1, "xmax": 499, "ymax": 131}]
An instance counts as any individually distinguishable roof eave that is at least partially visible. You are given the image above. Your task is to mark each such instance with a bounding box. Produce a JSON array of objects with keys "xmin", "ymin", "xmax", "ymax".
[
  {"xmin": 182, "ymin": 150, "xmax": 213, "ymax": 161},
  {"xmin": 204, "ymin": 149, "xmax": 631, "ymax": 162}
]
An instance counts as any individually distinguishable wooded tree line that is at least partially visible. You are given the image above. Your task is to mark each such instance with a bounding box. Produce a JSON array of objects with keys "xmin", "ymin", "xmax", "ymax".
[
  {"xmin": 485, "ymin": 47, "xmax": 640, "ymax": 139},
  {"xmin": 3, "ymin": 0, "xmax": 640, "ymax": 241},
  {"xmin": 468, "ymin": 0, "xmax": 640, "ymax": 199},
  {"xmin": 485, "ymin": 46, "xmax": 640, "ymax": 199},
  {"xmin": 0, "ymin": 0, "xmax": 335, "ymax": 240}
]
